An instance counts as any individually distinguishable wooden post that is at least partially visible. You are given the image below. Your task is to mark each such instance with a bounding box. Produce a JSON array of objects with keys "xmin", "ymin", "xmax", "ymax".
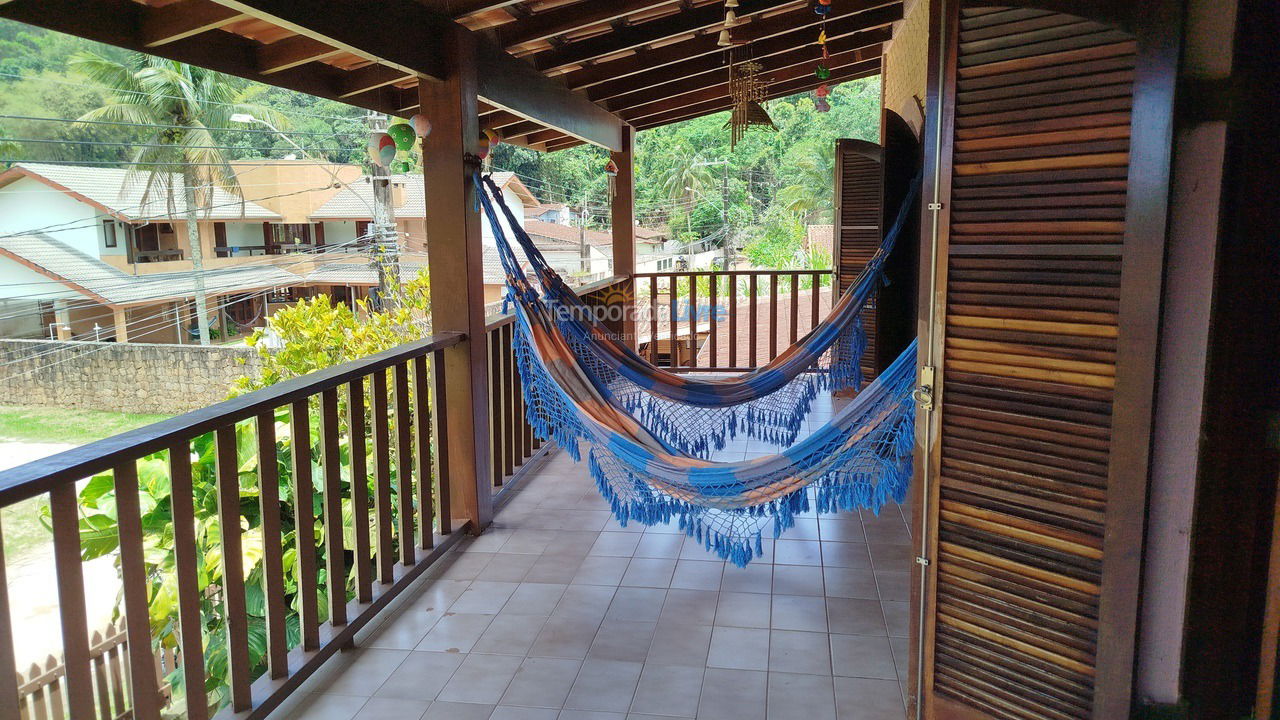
[
  {"xmin": 112, "ymin": 307, "xmax": 129, "ymax": 343},
  {"xmin": 53, "ymin": 299, "xmax": 71, "ymax": 340},
  {"xmin": 418, "ymin": 26, "xmax": 492, "ymax": 532},
  {"xmin": 611, "ymin": 124, "xmax": 637, "ymax": 346}
]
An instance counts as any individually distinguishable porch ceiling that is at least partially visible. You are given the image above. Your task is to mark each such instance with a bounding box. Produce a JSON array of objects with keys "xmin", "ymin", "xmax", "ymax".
[{"xmin": 0, "ymin": 0, "xmax": 896, "ymax": 151}]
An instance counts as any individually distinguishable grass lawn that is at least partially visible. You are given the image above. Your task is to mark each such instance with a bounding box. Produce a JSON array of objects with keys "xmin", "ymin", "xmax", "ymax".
[
  {"xmin": 0, "ymin": 405, "xmax": 171, "ymax": 445},
  {"xmin": 0, "ymin": 405, "xmax": 171, "ymax": 562}
]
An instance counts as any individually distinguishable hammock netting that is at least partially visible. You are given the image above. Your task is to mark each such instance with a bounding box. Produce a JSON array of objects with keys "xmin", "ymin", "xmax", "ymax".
[{"xmin": 477, "ymin": 172, "xmax": 917, "ymax": 566}]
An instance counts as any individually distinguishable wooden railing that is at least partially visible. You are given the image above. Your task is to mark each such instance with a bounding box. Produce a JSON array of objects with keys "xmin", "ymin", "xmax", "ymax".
[
  {"xmin": 0, "ymin": 332, "xmax": 466, "ymax": 720},
  {"xmin": 632, "ymin": 270, "xmax": 834, "ymax": 371},
  {"xmin": 486, "ymin": 314, "xmax": 544, "ymax": 491}
]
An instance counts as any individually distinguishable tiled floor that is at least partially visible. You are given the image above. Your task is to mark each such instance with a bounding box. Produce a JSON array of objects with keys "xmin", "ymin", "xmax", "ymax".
[{"xmin": 285, "ymin": 400, "xmax": 914, "ymax": 720}]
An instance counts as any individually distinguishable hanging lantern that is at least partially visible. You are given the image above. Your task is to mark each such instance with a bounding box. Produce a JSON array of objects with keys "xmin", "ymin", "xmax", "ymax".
[
  {"xmin": 367, "ymin": 132, "xmax": 396, "ymax": 167},
  {"xmin": 484, "ymin": 128, "xmax": 503, "ymax": 147},
  {"xmin": 387, "ymin": 122, "xmax": 416, "ymax": 151},
  {"xmin": 717, "ymin": 28, "xmax": 732, "ymax": 46},
  {"xmin": 409, "ymin": 113, "xmax": 432, "ymax": 138},
  {"xmin": 815, "ymin": 64, "xmax": 831, "ymax": 80},
  {"xmin": 476, "ymin": 131, "xmax": 492, "ymax": 160}
]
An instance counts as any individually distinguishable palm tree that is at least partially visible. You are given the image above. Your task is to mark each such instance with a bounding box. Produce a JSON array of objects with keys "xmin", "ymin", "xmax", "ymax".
[
  {"xmin": 656, "ymin": 151, "xmax": 716, "ymax": 233},
  {"xmin": 778, "ymin": 141, "xmax": 836, "ymax": 224},
  {"xmin": 72, "ymin": 52, "xmax": 287, "ymax": 344}
]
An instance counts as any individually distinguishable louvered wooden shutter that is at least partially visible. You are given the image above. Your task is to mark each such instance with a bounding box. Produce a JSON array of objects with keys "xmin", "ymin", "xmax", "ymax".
[
  {"xmin": 834, "ymin": 139, "xmax": 883, "ymax": 383},
  {"xmin": 919, "ymin": 4, "xmax": 1173, "ymax": 719}
]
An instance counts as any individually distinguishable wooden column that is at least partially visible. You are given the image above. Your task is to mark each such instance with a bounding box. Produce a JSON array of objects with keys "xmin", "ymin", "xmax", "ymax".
[
  {"xmin": 52, "ymin": 299, "xmax": 71, "ymax": 340},
  {"xmin": 112, "ymin": 307, "xmax": 128, "ymax": 343},
  {"xmin": 418, "ymin": 25, "xmax": 492, "ymax": 532},
  {"xmin": 610, "ymin": 123, "xmax": 637, "ymax": 346}
]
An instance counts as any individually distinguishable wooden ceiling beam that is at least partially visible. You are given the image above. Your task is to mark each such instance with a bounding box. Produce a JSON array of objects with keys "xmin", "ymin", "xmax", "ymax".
[
  {"xmin": 257, "ymin": 35, "xmax": 344, "ymax": 74},
  {"xmin": 620, "ymin": 48, "xmax": 880, "ymax": 122},
  {"xmin": 564, "ymin": 0, "xmax": 900, "ymax": 91},
  {"xmin": 525, "ymin": 128, "xmax": 566, "ymax": 145},
  {"xmin": 586, "ymin": 16, "xmax": 893, "ymax": 103},
  {"xmin": 546, "ymin": 137, "xmax": 584, "ymax": 152},
  {"xmin": 633, "ymin": 59, "xmax": 880, "ymax": 128},
  {"xmin": 497, "ymin": 120, "xmax": 545, "ymax": 140},
  {"xmin": 528, "ymin": 0, "xmax": 801, "ymax": 73},
  {"xmin": 140, "ymin": 0, "xmax": 246, "ymax": 47},
  {"xmin": 480, "ymin": 110, "xmax": 527, "ymax": 129},
  {"xmin": 337, "ymin": 64, "xmax": 414, "ymax": 98},
  {"xmin": 599, "ymin": 28, "xmax": 889, "ymax": 110},
  {"xmin": 0, "ymin": 0, "xmax": 408, "ymax": 115},
  {"xmin": 497, "ymin": 0, "xmax": 678, "ymax": 50},
  {"xmin": 215, "ymin": 0, "xmax": 623, "ymax": 149},
  {"xmin": 419, "ymin": 0, "xmax": 525, "ymax": 19}
]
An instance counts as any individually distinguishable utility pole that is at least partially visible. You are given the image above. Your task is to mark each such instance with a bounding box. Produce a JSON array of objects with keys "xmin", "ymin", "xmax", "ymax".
[
  {"xmin": 366, "ymin": 112, "xmax": 399, "ymax": 311},
  {"xmin": 579, "ymin": 205, "xmax": 590, "ymax": 277}
]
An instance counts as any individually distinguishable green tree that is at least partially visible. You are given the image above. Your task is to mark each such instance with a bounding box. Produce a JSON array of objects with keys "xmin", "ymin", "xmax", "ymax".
[
  {"xmin": 71, "ymin": 51, "xmax": 288, "ymax": 344},
  {"xmin": 777, "ymin": 140, "xmax": 836, "ymax": 223}
]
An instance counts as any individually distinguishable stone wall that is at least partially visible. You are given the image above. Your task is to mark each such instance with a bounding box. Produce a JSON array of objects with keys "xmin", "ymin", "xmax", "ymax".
[
  {"xmin": 882, "ymin": 0, "xmax": 931, "ymax": 136},
  {"xmin": 0, "ymin": 339, "xmax": 264, "ymax": 415}
]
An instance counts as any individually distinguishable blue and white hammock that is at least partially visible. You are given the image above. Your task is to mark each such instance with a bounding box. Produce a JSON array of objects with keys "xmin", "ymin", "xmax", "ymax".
[
  {"xmin": 481, "ymin": 173, "xmax": 918, "ymax": 457},
  {"xmin": 478, "ymin": 173, "xmax": 917, "ymax": 565}
]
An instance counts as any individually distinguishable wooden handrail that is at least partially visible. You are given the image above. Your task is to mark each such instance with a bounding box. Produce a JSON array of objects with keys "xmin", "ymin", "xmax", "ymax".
[{"xmin": 0, "ymin": 333, "xmax": 464, "ymax": 507}]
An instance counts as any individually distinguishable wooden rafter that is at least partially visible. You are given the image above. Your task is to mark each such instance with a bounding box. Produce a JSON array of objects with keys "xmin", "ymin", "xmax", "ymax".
[
  {"xmin": 497, "ymin": 0, "xmax": 679, "ymax": 50},
  {"xmin": 140, "ymin": 0, "xmax": 246, "ymax": 47},
  {"xmin": 527, "ymin": 0, "xmax": 801, "ymax": 73},
  {"xmin": 338, "ymin": 65, "xmax": 415, "ymax": 99},
  {"xmin": 600, "ymin": 29, "xmax": 889, "ymax": 111},
  {"xmin": 621, "ymin": 47, "xmax": 881, "ymax": 122},
  {"xmin": 257, "ymin": 35, "xmax": 344, "ymax": 74},
  {"xmin": 562, "ymin": 0, "xmax": 900, "ymax": 91},
  {"xmin": 585, "ymin": 10, "xmax": 895, "ymax": 102},
  {"xmin": 632, "ymin": 58, "xmax": 881, "ymax": 128}
]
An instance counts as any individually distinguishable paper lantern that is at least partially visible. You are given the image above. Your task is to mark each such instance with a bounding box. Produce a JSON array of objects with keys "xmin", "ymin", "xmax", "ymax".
[
  {"xmin": 477, "ymin": 131, "xmax": 492, "ymax": 160},
  {"xmin": 484, "ymin": 128, "xmax": 503, "ymax": 147},
  {"xmin": 604, "ymin": 159, "xmax": 619, "ymax": 177},
  {"xmin": 409, "ymin": 113, "xmax": 432, "ymax": 138},
  {"xmin": 367, "ymin": 133, "xmax": 396, "ymax": 167},
  {"xmin": 387, "ymin": 122, "xmax": 416, "ymax": 151}
]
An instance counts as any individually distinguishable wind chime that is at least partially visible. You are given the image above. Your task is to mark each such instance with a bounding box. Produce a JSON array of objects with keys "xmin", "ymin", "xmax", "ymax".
[
  {"xmin": 604, "ymin": 158, "xmax": 619, "ymax": 199},
  {"xmin": 813, "ymin": 0, "xmax": 833, "ymax": 112},
  {"xmin": 715, "ymin": 1, "xmax": 776, "ymax": 149}
]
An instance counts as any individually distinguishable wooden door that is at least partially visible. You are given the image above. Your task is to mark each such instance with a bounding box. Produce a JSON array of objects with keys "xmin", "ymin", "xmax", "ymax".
[
  {"xmin": 834, "ymin": 138, "xmax": 883, "ymax": 383},
  {"xmin": 913, "ymin": 2, "xmax": 1178, "ymax": 719}
]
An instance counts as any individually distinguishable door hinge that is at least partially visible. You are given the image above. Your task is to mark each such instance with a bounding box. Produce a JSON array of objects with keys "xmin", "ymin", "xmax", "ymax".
[
  {"xmin": 914, "ymin": 365, "xmax": 936, "ymax": 412},
  {"xmin": 915, "ymin": 556, "xmax": 930, "ymax": 567},
  {"xmin": 927, "ymin": 202, "xmax": 944, "ymax": 211}
]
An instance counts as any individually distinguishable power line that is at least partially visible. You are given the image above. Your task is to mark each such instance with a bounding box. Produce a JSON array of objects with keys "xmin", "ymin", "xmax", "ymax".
[
  {"xmin": 0, "ymin": 136, "xmax": 351, "ymax": 155},
  {"xmin": 0, "ymin": 114, "xmax": 362, "ymax": 137}
]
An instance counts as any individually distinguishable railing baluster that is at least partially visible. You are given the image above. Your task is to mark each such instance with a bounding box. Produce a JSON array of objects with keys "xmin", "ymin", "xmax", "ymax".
[
  {"xmin": 168, "ymin": 444, "xmax": 209, "ymax": 720},
  {"xmin": 394, "ymin": 364, "xmax": 415, "ymax": 567},
  {"xmin": 503, "ymin": 323, "xmax": 516, "ymax": 478},
  {"xmin": 708, "ymin": 272, "xmax": 718, "ymax": 368},
  {"xmin": 290, "ymin": 401, "xmax": 321, "ymax": 649},
  {"xmin": 667, "ymin": 275, "xmax": 679, "ymax": 367},
  {"xmin": 0, "ymin": 521, "xmax": 19, "ymax": 719},
  {"xmin": 689, "ymin": 273, "xmax": 699, "ymax": 367},
  {"xmin": 321, "ymin": 388, "xmax": 348, "ymax": 624},
  {"xmin": 769, "ymin": 273, "xmax": 779, "ymax": 360},
  {"xmin": 347, "ymin": 380, "xmax": 373, "ymax": 602},
  {"xmin": 647, "ymin": 277, "xmax": 658, "ymax": 364},
  {"xmin": 49, "ymin": 484, "xmax": 94, "ymax": 719},
  {"xmin": 729, "ymin": 273, "xmax": 738, "ymax": 368},
  {"xmin": 516, "ymin": 323, "xmax": 532, "ymax": 461},
  {"xmin": 811, "ymin": 271, "xmax": 821, "ymax": 332},
  {"xmin": 214, "ymin": 426, "xmax": 252, "ymax": 711},
  {"xmin": 432, "ymin": 349, "xmax": 452, "ymax": 534},
  {"xmin": 488, "ymin": 328, "xmax": 504, "ymax": 488},
  {"xmin": 113, "ymin": 461, "xmax": 162, "ymax": 720},
  {"xmin": 789, "ymin": 272, "xmax": 800, "ymax": 344},
  {"xmin": 748, "ymin": 273, "xmax": 758, "ymax": 367},
  {"xmin": 413, "ymin": 355, "xmax": 435, "ymax": 550},
  {"xmin": 371, "ymin": 370, "xmax": 395, "ymax": 581},
  {"xmin": 255, "ymin": 413, "xmax": 288, "ymax": 679}
]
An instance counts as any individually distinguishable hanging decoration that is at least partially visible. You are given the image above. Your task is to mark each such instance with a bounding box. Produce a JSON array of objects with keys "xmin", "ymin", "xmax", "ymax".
[
  {"xmin": 367, "ymin": 132, "xmax": 396, "ymax": 167},
  {"xmin": 717, "ymin": 0, "xmax": 741, "ymax": 47},
  {"xmin": 812, "ymin": 0, "xmax": 833, "ymax": 112},
  {"xmin": 604, "ymin": 158, "xmax": 619, "ymax": 199},
  {"xmin": 409, "ymin": 113, "xmax": 432, "ymax": 138},
  {"xmin": 387, "ymin": 121, "xmax": 417, "ymax": 151},
  {"xmin": 724, "ymin": 54, "xmax": 776, "ymax": 150}
]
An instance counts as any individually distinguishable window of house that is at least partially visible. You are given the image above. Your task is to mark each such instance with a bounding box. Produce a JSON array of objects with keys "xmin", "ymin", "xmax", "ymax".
[{"xmin": 101, "ymin": 219, "xmax": 117, "ymax": 248}]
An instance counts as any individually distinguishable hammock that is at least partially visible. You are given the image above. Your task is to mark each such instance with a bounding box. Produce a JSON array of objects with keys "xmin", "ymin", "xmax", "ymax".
[
  {"xmin": 481, "ymin": 173, "xmax": 918, "ymax": 455},
  {"xmin": 478, "ymin": 175, "xmax": 917, "ymax": 565}
]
